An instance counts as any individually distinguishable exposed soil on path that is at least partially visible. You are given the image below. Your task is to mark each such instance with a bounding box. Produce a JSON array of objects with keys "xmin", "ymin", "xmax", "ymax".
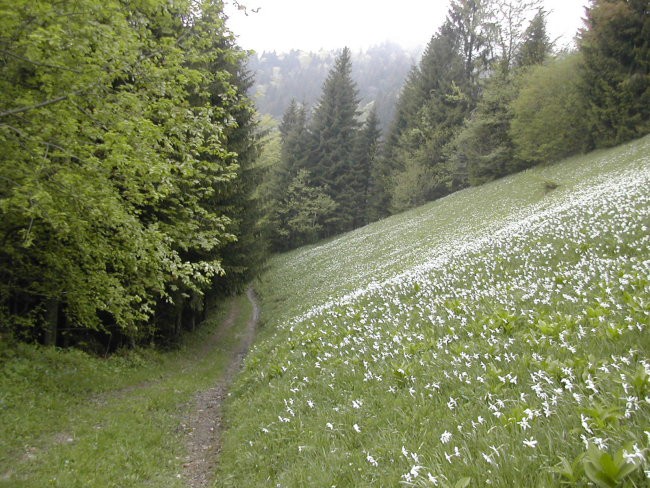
[{"xmin": 182, "ymin": 286, "xmax": 260, "ymax": 488}]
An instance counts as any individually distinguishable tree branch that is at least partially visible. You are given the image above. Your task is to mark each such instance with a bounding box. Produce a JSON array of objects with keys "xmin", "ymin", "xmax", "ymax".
[
  {"xmin": 0, "ymin": 49, "xmax": 83, "ymax": 73},
  {"xmin": 0, "ymin": 90, "xmax": 82, "ymax": 118}
]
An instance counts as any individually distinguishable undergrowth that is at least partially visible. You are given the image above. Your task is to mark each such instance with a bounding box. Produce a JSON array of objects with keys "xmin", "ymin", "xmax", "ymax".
[{"xmin": 0, "ymin": 293, "xmax": 252, "ymax": 487}]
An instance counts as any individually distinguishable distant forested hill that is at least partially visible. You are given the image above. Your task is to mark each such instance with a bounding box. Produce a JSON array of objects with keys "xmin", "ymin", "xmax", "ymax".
[{"xmin": 247, "ymin": 43, "xmax": 420, "ymax": 130}]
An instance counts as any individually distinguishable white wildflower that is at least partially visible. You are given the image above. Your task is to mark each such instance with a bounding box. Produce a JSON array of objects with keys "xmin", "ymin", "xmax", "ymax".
[
  {"xmin": 523, "ymin": 437, "xmax": 538, "ymax": 448},
  {"xmin": 366, "ymin": 453, "xmax": 378, "ymax": 467},
  {"xmin": 440, "ymin": 431, "xmax": 452, "ymax": 444}
]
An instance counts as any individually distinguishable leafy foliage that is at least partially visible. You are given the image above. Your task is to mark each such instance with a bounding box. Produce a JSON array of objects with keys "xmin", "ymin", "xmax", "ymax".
[
  {"xmin": 453, "ymin": 74, "xmax": 520, "ymax": 186},
  {"xmin": 269, "ymin": 169, "xmax": 338, "ymax": 250},
  {"xmin": 510, "ymin": 54, "xmax": 591, "ymax": 164},
  {"xmin": 0, "ymin": 0, "xmax": 260, "ymax": 347},
  {"xmin": 378, "ymin": 0, "xmax": 646, "ymax": 213}
]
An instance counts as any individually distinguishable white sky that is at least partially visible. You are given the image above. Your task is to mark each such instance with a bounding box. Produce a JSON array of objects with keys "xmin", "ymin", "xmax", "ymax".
[{"xmin": 224, "ymin": 0, "xmax": 589, "ymax": 53}]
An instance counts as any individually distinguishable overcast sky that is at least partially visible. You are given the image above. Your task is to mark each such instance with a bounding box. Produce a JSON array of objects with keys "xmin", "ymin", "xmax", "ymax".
[{"xmin": 224, "ymin": 0, "xmax": 589, "ymax": 53}]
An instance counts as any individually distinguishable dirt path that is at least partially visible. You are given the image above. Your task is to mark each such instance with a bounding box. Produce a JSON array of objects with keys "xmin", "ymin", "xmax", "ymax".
[{"xmin": 182, "ymin": 286, "xmax": 260, "ymax": 488}]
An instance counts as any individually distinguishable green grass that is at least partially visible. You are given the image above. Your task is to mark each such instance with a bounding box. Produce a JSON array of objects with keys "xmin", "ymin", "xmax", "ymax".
[
  {"xmin": 216, "ymin": 136, "xmax": 650, "ymax": 487},
  {"xmin": 0, "ymin": 293, "xmax": 253, "ymax": 487}
]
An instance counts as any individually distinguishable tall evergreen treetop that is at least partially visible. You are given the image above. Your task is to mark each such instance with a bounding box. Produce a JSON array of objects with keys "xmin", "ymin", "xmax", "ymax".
[
  {"xmin": 579, "ymin": 0, "xmax": 650, "ymax": 147},
  {"xmin": 308, "ymin": 47, "xmax": 361, "ymax": 234},
  {"xmin": 309, "ymin": 47, "xmax": 360, "ymax": 179},
  {"xmin": 279, "ymin": 99, "xmax": 309, "ymax": 178},
  {"xmin": 352, "ymin": 106, "xmax": 382, "ymax": 226},
  {"xmin": 516, "ymin": 8, "xmax": 552, "ymax": 68},
  {"xmin": 446, "ymin": 0, "xmax": 493, "ymax": 102}
]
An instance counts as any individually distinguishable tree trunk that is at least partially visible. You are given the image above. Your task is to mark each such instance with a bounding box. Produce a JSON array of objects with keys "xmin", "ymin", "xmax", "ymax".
[{"xmin": 43, "ymin": 298, "xmax": 58, "ymax": 346}]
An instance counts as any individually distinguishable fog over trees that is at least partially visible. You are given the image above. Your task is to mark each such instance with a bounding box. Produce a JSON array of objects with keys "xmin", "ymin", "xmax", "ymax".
[{"xmin": 247, "ymin": 43, "xmax": 418, "ymax": 131}]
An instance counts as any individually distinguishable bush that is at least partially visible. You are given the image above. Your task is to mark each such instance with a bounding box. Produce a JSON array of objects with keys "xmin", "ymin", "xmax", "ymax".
[{"xmin": 510, "ymin": 54, "xmax": 591, "ymax": 165}]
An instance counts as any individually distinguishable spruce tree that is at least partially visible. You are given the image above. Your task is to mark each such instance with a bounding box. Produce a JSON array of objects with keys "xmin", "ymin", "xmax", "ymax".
[
  {"xmin": 265, "ymin": 100, "xmax": 312, "ymax": 251},
  {"xmin": 516, "ymin": 9, "xmax": 552, "ymax": 68},
  {"xmin": 446, "ymin": 0, "xmax": 493, "ymax": 104},
  {"xmin": 352, "ymin": 107, "xmax": 382, "ymax": 226},
  {"xmin": 307, "ymin": 47, "xmax": 361, "ymax": 234},
  {"xmin": 579, "ymin": 0, "xmax": 650, "ymax": 147},
  {"xmin": 387, "ymin": 18, "xmax": 474, "ymax": 210},
  {"xmin": 278, "ymin": 99, "xmax": 309, "ymax": 186}
]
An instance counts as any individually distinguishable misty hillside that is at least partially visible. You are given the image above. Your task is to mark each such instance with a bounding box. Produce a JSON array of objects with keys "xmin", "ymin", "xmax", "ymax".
[{"xmin": 247, "ymin": 43, "xmax": 420, "ymax": 128}]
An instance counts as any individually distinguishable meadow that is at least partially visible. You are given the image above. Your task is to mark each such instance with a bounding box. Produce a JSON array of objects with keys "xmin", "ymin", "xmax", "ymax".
[{"xmin": 215, "ymin": 136, "xmax": 650, "ymax": 486}]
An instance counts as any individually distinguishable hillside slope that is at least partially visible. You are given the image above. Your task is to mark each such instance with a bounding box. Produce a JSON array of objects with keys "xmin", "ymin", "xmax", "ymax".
[{"xmin": 217, "ymin": 136, "xmax": 650, "ymax": 486}]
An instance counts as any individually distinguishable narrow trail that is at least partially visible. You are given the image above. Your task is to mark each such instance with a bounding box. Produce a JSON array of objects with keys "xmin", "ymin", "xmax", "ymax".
[{"xmin": 182, "ymin": 286, "xmax": 260, "ymax": 488}]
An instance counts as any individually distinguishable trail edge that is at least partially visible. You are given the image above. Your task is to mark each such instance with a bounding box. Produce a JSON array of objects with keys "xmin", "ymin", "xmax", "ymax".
[{"xmin": 182, "ymin": 286, "xmax": 260, "ymax": 488}]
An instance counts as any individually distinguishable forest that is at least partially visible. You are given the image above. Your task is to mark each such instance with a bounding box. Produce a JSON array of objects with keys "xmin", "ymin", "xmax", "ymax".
[
  {"xmin": 0, "ymin": 0, "xmax": 648, "ymax": 352},
  {"xmin": 0, "ymin": 0, "xmax": 264, "ymax": 351},
  {"xmin": 260, "ymin": 0, "xmax": 649, "ymax": 251},
  {"xmin": 247, "ymin": 43, "xmax": 418, "ymax": 130}
]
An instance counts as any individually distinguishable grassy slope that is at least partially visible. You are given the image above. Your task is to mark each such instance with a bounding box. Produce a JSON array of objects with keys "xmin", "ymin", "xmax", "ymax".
[
  {"xmin": 0, "ymin": 294, "xmax": 253, "ymax": 487},
  {"xmin": 216, "ymin": 136, "xmax": 650, "ymax": 486}
]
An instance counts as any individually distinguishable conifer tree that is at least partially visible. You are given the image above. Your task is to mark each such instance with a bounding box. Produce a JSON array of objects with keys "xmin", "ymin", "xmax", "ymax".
[
  {"xmin": 278, "ymin": 99, "xmax": 310, "ymax": 182},
  {"xmin": 579, "ymin": 0, "xmax": 650, "ymax": 147},
  {"xmin": 375, "ymin": 67, "xmax": 426, "ymax": 218},
  {"xmin": 212, "ymin": 52, "xmax": 266, "ymax": 297},
  {"xmin": 307, "ymin": 47, "xmax": 361, "ymax": 234},
  {"xmin": 265, "ymin": 100, "xmax": 313, "ymax": 251},
  {"xmin": 352, "ymin": 107, "xmax": 382, "ymax": 226},
  {"xmin": 446, "ymin": 0, "xmax": 493, "ymax": 104},
  {"xmin": 386, "ymin": 13, "xmax": 476, "ymax": 210},
  {"xmin": 517, "ymin": 9, "xmax": 552, "ymax": 68}
]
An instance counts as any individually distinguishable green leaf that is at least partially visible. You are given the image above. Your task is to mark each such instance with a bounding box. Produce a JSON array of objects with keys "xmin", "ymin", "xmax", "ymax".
[{"xmin": 454, "ymin": 477, "xmax": 471, "ymax": 488}]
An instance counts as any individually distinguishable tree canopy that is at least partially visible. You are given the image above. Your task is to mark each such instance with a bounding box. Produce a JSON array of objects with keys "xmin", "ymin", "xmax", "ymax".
[
  {"xmin": 0, "ymin": 0, "xmax": 259, "ymax": 348},
  {"xmin": 579, "ymin": 0, "xmax": 650, "ymax": 147}
]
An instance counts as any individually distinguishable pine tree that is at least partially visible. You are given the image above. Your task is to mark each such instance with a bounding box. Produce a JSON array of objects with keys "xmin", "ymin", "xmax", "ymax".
[
  {"xmin": 307, "ymin": 47, "xmax": 361, "ymax": 234},
  {"xmin": 278, "ymin": 99, "xmax": 310, "ymax": 186},
  {"xmin": 446, "ymin": 0, "xmax": 493, "ymax": 104},
  {"xmin": 579, "ymin": 0, "xmax": 650, "ymax": 147},
  {"xmin": 213, "ymin": 54, "xmax": 266, "ymax": 297},
  {"xmin": 386, "ymin": 15, "xmax": 476, "ymax": 210},
  {"xmin": 376, "ymin": 67, "xmax": 427, "ymax": 218},
  {"xmin": 264, "ymin": 100, "xmax": 312, "ymax": 251},
  {"xmin": 516, "ymin": 8, "xmax": 552, "ymax": 68},
  {"xmin": 352, "ymin": 106, "xmax": 382, "ymax": 226}
]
